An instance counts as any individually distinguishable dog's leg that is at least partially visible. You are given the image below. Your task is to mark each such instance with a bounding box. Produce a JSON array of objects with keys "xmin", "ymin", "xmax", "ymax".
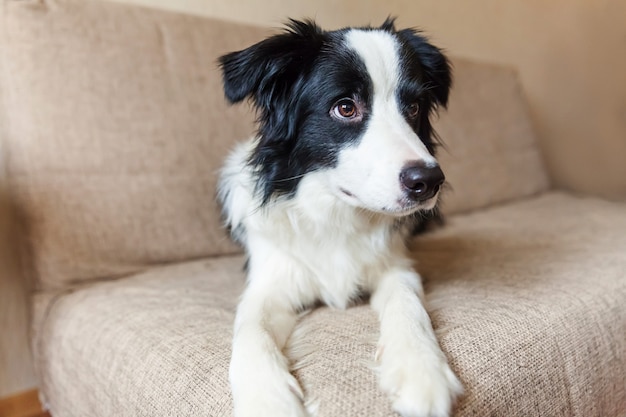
[
  {"xmin": 230, "ymin": 252, "xmax": 313, "ymax": 417},
  {"xmin": 370, "ymin": 266, "xmax": 462, "ymax": 417}
]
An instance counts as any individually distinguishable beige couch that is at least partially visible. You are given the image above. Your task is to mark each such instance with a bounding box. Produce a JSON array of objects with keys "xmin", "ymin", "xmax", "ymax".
[{"xmin": 1, "ymin": 0, "xmax": 625, "ymax": 416}]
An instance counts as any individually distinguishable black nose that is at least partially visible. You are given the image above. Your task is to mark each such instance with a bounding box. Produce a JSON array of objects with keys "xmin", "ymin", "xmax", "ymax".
[{"xmin": 400, "ymin": 162, "xmax": 445, "ymax": 202}]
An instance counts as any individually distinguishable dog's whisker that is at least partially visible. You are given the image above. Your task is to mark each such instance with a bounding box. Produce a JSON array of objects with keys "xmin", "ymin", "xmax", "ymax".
[{"xmin": 270, "ymin": 173, "xmax": 308, "ymax": 183}]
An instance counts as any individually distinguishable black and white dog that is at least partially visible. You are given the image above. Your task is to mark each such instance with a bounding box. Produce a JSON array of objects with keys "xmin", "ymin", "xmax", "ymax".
[{"xmin": 218, "ymin": 18, "xmax": 462, "ymax": 417}]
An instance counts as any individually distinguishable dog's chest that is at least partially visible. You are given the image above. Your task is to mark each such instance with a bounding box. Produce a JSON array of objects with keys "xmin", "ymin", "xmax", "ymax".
[
  {"xmin": 265, "ymin": 204, "xmax": 398, "ymax": 309},
  {"xmin": 308, "ymin": 234, "xmax": 385, "ymax": 307}
]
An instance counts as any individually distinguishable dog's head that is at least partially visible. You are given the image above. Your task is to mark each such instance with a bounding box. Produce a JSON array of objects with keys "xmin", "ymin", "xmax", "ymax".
[{"xmin": 219, "ymin": 18, "xmax": 451, "ymax": 216}]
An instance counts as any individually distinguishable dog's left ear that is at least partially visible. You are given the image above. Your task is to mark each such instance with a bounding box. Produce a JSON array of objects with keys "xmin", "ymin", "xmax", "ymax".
[{"xmin": 397, "ymin": 29, "xmax": 452, "ymax": 108}]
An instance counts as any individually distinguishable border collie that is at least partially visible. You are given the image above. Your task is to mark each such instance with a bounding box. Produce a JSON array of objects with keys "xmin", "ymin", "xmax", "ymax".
[{"xmin": 218, "ymin": 18, "xmax": 462, "ymax": 417}]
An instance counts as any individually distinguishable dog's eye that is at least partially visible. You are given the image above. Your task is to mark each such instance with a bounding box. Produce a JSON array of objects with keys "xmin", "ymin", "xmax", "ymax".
[
  {"xmin": 407, "ymin": 103, "xmax": 419, "ymax": 119},
  {"xmin": 331, "ymin": 98, "xmax": 360, "ymax": 120}
]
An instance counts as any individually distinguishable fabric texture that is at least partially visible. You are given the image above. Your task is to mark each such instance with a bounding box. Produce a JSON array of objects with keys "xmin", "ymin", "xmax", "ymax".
[
  {"xmin": 0, "ymin": 0, "xmax": 267, "ymax": 289},
  {"xmin": 433, "ymin": 60, "xmax": 550, "ymax": 214},
  {"xmin": 0, "ymin": 0, "xmax": 548, "ymax": 289},
  {"xmin": 33, "ymin": 192, "xmax": 626, "ymax": 417}
]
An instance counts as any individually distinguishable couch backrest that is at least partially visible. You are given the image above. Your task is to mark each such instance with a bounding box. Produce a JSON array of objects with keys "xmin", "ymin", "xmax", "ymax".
[
  {"xmin": 0, "ymin": 0, "xmax": 548, "ymax": 290},
  {"xmin": 435, "ymin": 60, "xmax": 550, "ymax": 214},
  {"xmin": 0, "ymin": 0, "xmax": 266, "ymax": 289}
]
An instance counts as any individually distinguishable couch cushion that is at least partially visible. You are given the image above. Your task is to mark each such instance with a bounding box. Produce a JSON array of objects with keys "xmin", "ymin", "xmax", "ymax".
[{"xmin": 33, "ymin": 192, "xmax": 626, "ymax": 417}]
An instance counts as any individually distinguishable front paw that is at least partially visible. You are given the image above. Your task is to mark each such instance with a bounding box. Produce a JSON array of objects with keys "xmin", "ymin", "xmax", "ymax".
[
  {"xmin": 377, "ymin": 346, "xmax": 463, "ymax": 417},
  {"xmin": 231, "ymin": 361, "xmax": 310, "ymax": 417}
]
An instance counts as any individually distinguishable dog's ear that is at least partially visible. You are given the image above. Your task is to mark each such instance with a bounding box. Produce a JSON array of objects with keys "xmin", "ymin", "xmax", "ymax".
[
  {"xmin": 218, "ymin": 19, "xmax": 325, "ymax": 109},
  {"xmin": 380, "ymin": 16, "xmax": 397, "ymax": 32},
  {"xmin": 397, "ymin": 29, "xmax": 452, "ymax": 108}
]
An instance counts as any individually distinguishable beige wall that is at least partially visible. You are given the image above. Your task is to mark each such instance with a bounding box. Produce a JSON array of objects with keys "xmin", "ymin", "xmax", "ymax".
[
  {"xmin": 2, "ymin": 0, "xmax": 624, "ymax": 399},
  {"xmin": 107, "ymin": 0, "xmax": 626, "ymax": 200}
]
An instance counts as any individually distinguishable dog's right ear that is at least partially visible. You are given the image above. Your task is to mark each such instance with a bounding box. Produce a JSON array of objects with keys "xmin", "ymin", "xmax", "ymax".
[{"xmin": 218, "ymin": 20, "xmax": 325, "ymax": 109}]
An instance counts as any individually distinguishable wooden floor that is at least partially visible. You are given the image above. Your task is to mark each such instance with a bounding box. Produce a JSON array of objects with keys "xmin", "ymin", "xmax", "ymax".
[{"xmin": 0, "ymin": 390, "xmax": 49, "ymax": 417}]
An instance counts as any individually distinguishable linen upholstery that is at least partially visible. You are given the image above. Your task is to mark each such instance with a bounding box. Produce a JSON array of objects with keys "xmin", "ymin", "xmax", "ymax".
[
  {"xmin": 0, "ymin": 0, "xmax": 547, "ymax": 290},
  {"xmin": 0, "ymin": 0, "xmax": 266, "ymax": 289},
  {"xmin": 434, "ymin": 61, "xmax": 550, "ymax": 214},
  {"xmin": 33, "ymin": 193, "xmax": 626, "ymax": 417}
]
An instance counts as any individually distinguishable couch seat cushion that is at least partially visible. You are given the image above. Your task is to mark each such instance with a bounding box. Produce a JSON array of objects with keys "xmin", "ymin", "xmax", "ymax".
[{"xmin": 33, "ymin": 192, "xmax": 626, "ymax": 417}]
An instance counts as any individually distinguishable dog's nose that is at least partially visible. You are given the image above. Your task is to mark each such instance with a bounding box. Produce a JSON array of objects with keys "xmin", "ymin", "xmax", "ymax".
[{"xmin": 400, "ymin": 162, "xmax": 445, "ymax": 202}]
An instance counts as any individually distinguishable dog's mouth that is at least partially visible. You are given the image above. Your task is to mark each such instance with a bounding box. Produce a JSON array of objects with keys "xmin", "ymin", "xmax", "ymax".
[
  {"xmin": 338, "ymin": 187, "xmax": 438, "ymax": 217},
  {"xmin": 382, "ymin": 196, "xmax": 439, "ymax": 216}
]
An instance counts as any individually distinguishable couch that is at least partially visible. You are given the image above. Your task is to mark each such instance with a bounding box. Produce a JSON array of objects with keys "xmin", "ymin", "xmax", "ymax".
[{"xmin": 1, "ymin": 0, "xmax": 625, "ymax": 416}]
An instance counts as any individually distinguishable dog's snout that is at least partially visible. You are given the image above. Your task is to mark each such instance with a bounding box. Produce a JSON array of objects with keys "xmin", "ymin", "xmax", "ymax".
[{"xmin": 400, "ymin": 162, "xmax": 445, "ymax": 202}]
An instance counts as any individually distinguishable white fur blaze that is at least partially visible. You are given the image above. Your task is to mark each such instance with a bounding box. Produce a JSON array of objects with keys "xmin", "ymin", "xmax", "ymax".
[{"xmin": 329, "ymin": 30, "xmax": 438, "ymax": 214}]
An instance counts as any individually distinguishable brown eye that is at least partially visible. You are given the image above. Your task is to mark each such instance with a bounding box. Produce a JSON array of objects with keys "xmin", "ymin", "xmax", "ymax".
[
  {"xmin": 407, "ymin": 103, "xmax": 419, "ymax": 119},
  {"xmin": 332, "ymin": 98, "xmax": 359, "ymax": 120}
]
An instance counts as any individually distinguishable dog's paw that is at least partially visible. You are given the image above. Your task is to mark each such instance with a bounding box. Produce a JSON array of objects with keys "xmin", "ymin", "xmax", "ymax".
[
  {"xmin": 233, "ymin": 383, "xmax": 310, "ymax": 417},
  {"xmin": 377, "ymin": 345, "xmax": 463, "ymax": 417},
  {"xmin": 231, "ymin": 359, "xmax": 311, "ymax": 417}
]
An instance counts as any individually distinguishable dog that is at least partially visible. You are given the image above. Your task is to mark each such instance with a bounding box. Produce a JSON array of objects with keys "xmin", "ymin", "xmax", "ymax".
[{"xmin": 217, "ymin": 18, "xmax": 462, "ymax": 417}]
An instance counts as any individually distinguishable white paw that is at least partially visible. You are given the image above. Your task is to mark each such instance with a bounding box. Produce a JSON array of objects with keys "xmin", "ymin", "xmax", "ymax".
[
  {"xmin": 377, "ymin": 345, "xmax": 463, "ymax": 417},
  {"xmin": 230, "ymin": 354, "xmax": 310, "ymax": 417}
]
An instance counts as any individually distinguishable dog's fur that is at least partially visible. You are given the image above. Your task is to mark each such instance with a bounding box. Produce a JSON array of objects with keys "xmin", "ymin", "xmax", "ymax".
[{"xmin": 218, "ymin": 19, "xmax": 462, "ymax": 417}]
